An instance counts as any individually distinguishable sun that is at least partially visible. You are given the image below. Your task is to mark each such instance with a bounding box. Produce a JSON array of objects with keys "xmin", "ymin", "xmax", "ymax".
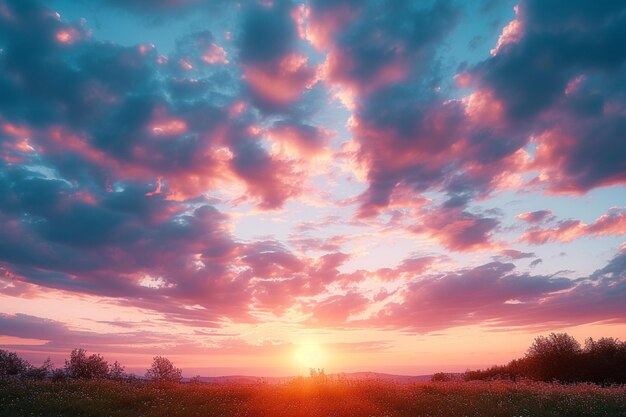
[{"xmin": 294, "ymin": 344, "xmax": 326, "ymax": 370}]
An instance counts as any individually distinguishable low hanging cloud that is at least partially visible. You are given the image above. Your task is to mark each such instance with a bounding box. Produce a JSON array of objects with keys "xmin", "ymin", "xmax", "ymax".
[{"xmin": 301, "ymin": 248, "xmax": 626, "ymax": 333}]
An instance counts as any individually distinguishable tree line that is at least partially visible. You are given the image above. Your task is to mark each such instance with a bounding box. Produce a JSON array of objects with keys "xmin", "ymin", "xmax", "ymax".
[
  {"xmin": 0, "ymin": 348, "xmax": 182, "ymax": 382},
  {"xmin": 462, "ymin": 333, "xmax": 626, "ymax": 384},
  {"xmin": 4, "ymin": 333, "xmax": 626, "ymax": 385}
]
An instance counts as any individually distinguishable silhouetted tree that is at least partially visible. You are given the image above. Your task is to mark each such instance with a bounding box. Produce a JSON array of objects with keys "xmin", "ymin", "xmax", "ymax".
[
  {"xmin": 465, "ymin": 333, "xmax": 626, "ymax": 384},
  {"xmin": 582, "ymin": 337, "xmax": 626, "ymax": 384},
  {"xmin": 0, "ymin": 349, "xmax": 30, "ymax": 377},
  {"xmin": 431, "ymin": 372, "xmax": 452, "ymax": 382},
  {"xmin": 525, "ymin": 333, "xmax": 581, "ymax": 382},
  {"xmin": 145, "ymin": 356, "xmax": 182, "ymax": 382},
  {"xmin": 65, "ymin": 348, "xmax": 109, "ymax": 379},
  {"xmin": 108, "ymin": 360, "xmax": 126, "ymax": 380},
  {"xmin": 50, "ymin": 368, "xmax": 67, "ymax": 382},
  {"xmin": 309, "ymin": 368, "xmax": 327, "ymax": 382},
  {"xmin": 24, "ymin": 357, "xmax": 53, "ymax": 380}
]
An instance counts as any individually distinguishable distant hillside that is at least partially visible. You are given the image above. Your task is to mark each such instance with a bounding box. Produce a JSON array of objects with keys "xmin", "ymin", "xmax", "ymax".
[
  {"xmin": 333, "ymin": 372, "xmax": 433, "ymax": 383},
  {"xmin": 184, "ymin": 372, "xmax": 433, "ymax": 384},
  {"xmin": 188, "ymin": 375, "xmax": 292, "ymax": 384}
]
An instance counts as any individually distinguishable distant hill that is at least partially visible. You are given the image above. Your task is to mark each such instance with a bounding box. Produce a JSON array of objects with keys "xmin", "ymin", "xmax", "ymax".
[
  {"xmin": 332, "ymin": 372, "xmax": 433, "ymax": 383},
  {"xmin": 184, "ymin": 372, "xmax": 433, "ymax": 384},
  {"xmin": 187, "ymin": 375, "xmax": 292, "ymax": 384}
]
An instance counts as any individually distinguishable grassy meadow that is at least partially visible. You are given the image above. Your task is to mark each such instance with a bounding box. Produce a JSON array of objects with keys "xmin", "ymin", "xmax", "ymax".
[{"xmin": 1, "ymin": 378, "xmax": 625, "ymax": 417}]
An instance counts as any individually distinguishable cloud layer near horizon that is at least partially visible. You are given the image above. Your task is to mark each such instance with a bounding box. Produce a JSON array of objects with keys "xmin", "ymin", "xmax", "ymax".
[{"xmin": 0, "ymin": 0, "xmax": 625, "ymax": 357}]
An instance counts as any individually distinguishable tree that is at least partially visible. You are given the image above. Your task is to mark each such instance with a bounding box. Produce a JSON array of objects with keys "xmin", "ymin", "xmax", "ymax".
[
  {"xmin": 145, "ymin": 356, "xmax": 182, "ymax": 383},
  {"xmin": 51, "ymin": 368, "xmax": 67, "ymax": 382},
  {"xmin": 0, "ymin": 349, "xmax": 30, "ymax": 377},
  {"xmin": 582, "ymin": 337, "xmax": 626, "ymax": 384},
  {"xmin": 190, "ymin": 375, "xmax": 203, "ymax": 384},
  {"xmin": 309, "ymin": 368, "xmax": 327, "ymax": 383},
  {"xmin": 24, "ymin": 357, "xmax": 53, "ymax": 380},
  {"xmin": 525, "ymin": 333, "xmax": 581, "ymax": 382},
  {"xmin": 431, "ymin": 372, "xmax": 452, "ymax": 382},
  {"xmin": 65, "ymin": 348, "xmax": 109, "ymax": 379},
  {"xmin": 108, "ymin": 361, "xmax": 126, "ymax": 380}
]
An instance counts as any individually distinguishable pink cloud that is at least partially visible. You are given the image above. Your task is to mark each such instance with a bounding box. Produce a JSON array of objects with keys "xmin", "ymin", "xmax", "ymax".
[
  {"xmin": 201, "ymin": 43, "xmax": 228, "ymax": 65},
  {"xmin": 521, "ymin": 208, "xmax": 626, "ymax": 244},
  {"xmin": 301, "ymin": 292, "xmax": 370, "ymax": 326},
  {"xmin": 409, "ymin": 206, "xmax": 500, "ymax": 252},
  {"xmin": 517, "ymin": 210, "xmax": 553, "ymax": 223},
  {"xmin": 490, "ymin": 5, "xmax": 523, "ymax": 56},
  {"xmin": 498, "ymin": 249, "xmax": 536, "ymax": 260},
  {"xmin": 243, "ymin": 53, "xmax": 317, "ymax": 107},
  {"xmin": 532, "ymin": 127, "xmax": 626, "ymax": 193},
  {"xmin": 297, "ymin": 2, "xmax": 357, "ymax": 51},
  {"xmin": 265, "ymin": 121, "xmax": 331, "ymax": 158}
]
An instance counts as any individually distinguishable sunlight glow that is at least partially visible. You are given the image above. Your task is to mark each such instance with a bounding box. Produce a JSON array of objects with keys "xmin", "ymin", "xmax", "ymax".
[{"xmin": 294, "ymin": 344, "xmax": 326, "ymax": 370}]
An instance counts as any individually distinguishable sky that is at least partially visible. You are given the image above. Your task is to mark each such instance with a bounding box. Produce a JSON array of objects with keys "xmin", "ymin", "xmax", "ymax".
[{"xmin": 0, "ymin": 0, "xmax": 625, "ymax": 377}]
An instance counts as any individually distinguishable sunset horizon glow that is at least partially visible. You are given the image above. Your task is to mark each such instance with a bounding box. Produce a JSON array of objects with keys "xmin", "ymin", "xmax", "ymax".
[{"xmin": 0, "ymin": 0, "xmax": 625, "ymax": 378}]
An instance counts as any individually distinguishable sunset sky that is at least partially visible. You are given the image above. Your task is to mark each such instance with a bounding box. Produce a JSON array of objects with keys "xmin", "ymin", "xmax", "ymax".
[{"xmin": 1, "ymin": 0, "xmax": 625, "ymax": 377}]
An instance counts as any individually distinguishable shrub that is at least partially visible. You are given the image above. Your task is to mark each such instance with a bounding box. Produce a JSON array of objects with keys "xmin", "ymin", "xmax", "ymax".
[
  {"xmin": 431, "ymin": 372, "xmax": 452, "ymax": 382},
  {"xmin": 525, "ymin": 333, "xmax": 581, "ymax": 382},
  {"xmin": 24, "ymin": 357, "xmax": 53, "ymax": 380},
  {"xmin": 109, "ymin": 361, "xmax": 126, "ymax": 380},
  {"xmin": 189, "ymin": 375, "xmax": 203, "ymax": 384},
  {"xmin": 0, "ymin": 349, "xmax": 31, "ymax": 377},
  {"xmin": 309, "ymin": 368, "xmax": 328, "ymax": 383},
  {"xmin": 145, "ymin": 356, "xmax": 182, "ymax": 383},
  {"xmin": 65, "ymin": 348, "xmax": 110, "ymax": 379},
  {"xmin": 50, "ymin": 368, "xmax": 67, "ymax": 382}
]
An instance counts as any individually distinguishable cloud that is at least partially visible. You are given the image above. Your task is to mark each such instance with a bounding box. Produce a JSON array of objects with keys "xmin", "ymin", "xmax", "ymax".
[
  {"xmin": 323, "ymin": 0, "xmax": 626, "ymax": 226},
  {"xmin": 238, "ymin": 0, "xmax": 317, "ymax": 111},
  {"xmin": 0, "ymin": 313, "xmax": 392, "ymax": 363},
  {"xmin": 521, "ymin": 208, "xmax": 626, "ymax": 244},
  {"xmin": 0, "ymin": 313, "xmax": 176, "ymax": 354},
  {"xmin": 292, "ymin": 246, "xmax": 626, "ymax": 333},
  {"xmin": 301, "ymin": 292, "xmax": 370, "ymax": 326},
  {"xmin": 85, "ymin": 0, "xmax": 231, "ymax": 18},
  {"xmin": 392, "ymin": 252, "xmax": 622, "ymax": 331},
  {"xmin": 471, "ymin": 0, "xmax": 626, "ymax": 193},
  {"xmin": 517, "ymin": 210, "xmax": 553, "ymax": 223},
  {"xmin": 358, "ymin": 262, "xmax": 575, "ymax": 332},
  {"xmin": 0, "ymin": 0, "xmax": 313, "ymax": 209},
  {"xmin": 313, "ymin": 0, "xmax": 458, "ymax": 96},
  {"xmin": 498, "ymin": 249, "xmax": 536, "ymax": 260},
  {"xmin": 411, "ymin": 206, "xmax": 501, "ymax": 252},
  {"xmin": 0, "ymin": 0, "xmax": 625, "ymax": 344},
  {"xmin": 301, "ymin": 0, "xmax": 538, "ymax": 225}
]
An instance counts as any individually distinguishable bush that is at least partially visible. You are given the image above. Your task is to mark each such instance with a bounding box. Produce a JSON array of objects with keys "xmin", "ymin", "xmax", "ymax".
[
  {"xmin": 109, "ymin": 361, "xmax": 126, "ymax": 380},
  {"xmin": 145, "ymin": 356, "xmax": 182, "ymax": 383},
  {"xmin": 582, "ymin": 337, "xmax": 626, "ymax": 384},
  {"xmin": 525, "ymin": 333, "xmax": 581, "ymax": 382},
  {"xmin": 189, "ymin": 375, "xmax": 203, "ymax": 384},
  {"xmin": 65, "ymin": 348, "xmax": 110, "ymax": 379},
  {"xmin": 431, "ymin": 372, "xmax": 452, "ymax": 382},
  {"xmin": 24, "ymin": 357, "xmax": 53, "ymax": 380},
  {"xmin": 0, "ymin": 349, "xmax": 31, "ymax": 377},
  {"xmin": 465, "ymin": 333, "xmax": 626, "ymax": 384}
]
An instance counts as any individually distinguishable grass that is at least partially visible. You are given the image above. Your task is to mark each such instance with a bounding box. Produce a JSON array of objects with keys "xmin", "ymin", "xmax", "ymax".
[{"xmin": 1, "ymin": 378, "xmax": 626, "ymax": 417}]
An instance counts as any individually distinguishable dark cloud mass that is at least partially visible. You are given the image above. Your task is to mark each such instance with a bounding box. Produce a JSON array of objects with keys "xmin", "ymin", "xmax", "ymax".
[{"xmin": 472, "ymin": 0, "xmax": 626, "ymax": 193}]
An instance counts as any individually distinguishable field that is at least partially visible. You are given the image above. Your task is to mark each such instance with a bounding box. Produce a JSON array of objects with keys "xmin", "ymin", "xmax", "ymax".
[{"xmin": 1, "ymin": 378, "xmax": 626, "ymax": 417}]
